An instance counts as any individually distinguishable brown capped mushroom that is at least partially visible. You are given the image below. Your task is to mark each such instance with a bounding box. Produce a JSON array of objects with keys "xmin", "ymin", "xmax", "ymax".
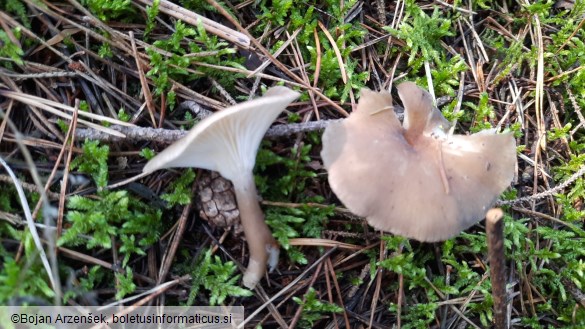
[
  {"xmin": 144, "ymin": 86, "xmax": 300, "ymax": 288},
  {"xmin": 321, "ymin": 82, "xmax": 516, "ymax": 242}
]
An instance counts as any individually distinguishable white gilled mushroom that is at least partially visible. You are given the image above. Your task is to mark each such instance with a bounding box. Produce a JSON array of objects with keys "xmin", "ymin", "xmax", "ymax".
[
  {"xmin": 143, "ymin": 86, "xmax": 300, "ymax": 288},
  {"xmin": 321, "ymin": 82, "xmax": 516, "ymax": 242}
]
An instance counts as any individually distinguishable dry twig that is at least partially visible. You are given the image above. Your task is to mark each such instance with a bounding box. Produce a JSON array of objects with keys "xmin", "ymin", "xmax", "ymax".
[{"xmin": 486, "ymin": 208, "xmax": 508, "ymax": 329}]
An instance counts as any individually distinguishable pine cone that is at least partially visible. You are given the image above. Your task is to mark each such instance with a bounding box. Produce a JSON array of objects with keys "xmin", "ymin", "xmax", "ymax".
[{"xmin": 196, "ymin": 171, "xmax": 243, "ymax": 233}]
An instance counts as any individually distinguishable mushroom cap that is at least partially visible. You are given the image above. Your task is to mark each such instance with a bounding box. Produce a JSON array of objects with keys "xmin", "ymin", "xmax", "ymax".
[
  {"xmin": 321, "ymin": 83, "xmax": 516, "ymax": 242},
  {"xmin": 143, "ymin": 86, "xmax": 300, "ymax": 186}
]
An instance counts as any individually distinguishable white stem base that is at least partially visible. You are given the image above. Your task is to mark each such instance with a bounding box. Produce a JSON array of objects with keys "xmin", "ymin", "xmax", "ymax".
[{"xmin": 234, "ymin": 175, "xmax": 280, "ymax": 289}]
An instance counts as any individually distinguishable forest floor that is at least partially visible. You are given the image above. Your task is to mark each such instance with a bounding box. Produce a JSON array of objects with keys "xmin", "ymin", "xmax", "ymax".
[{"xmin": 1, "ymin": 0, "xmax": 585, "ymax": 328}]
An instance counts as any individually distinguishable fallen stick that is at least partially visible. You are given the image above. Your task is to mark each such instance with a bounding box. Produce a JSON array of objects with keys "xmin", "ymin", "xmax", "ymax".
[
  {"xmin": 74, "ymin": 119, "xmax": 338, "ymax": 143},
  {"xmin": 486, "ymin": 208, "xmax": 508, "ymax": 329}
]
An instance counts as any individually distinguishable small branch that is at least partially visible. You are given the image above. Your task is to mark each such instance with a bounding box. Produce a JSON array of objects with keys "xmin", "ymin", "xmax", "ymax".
[
  {"xmin": 486, "ymin": 208, "xmax": 508, "ymax": 329},
  {"xmin": 69, "ymin": 82, "xmax": 480, "ymax": 144},
  {"xmin": 74, "ymin": 120, "xmax": 339, "ymax": 143},
  {"xmin": 497, "ymin": 163, "xmax": 585, "ymax": 206},
  {"xmin": 72, "ymin": 102, "xmax": 417, "ymax": 143}
]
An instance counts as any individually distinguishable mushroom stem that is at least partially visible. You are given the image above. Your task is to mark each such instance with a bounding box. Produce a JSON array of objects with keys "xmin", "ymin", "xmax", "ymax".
[{"xmin": 233, "ymin": 173, "xmax": 279, "ymax": 289}]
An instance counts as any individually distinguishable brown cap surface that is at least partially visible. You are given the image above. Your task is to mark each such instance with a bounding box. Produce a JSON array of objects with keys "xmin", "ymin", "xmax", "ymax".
[{"xmin": 321, "ymin": 83, "xmax": 516, "ymax": 242}]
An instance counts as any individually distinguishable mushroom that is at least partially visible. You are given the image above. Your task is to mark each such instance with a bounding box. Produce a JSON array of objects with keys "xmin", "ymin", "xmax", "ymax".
[
  {"xmin": 321, "ymin": 82, "xmax": 516, "ymax": 242},
  {"xmin": 143, "ymin": 86, "xmax": 300, "ymax": 288}
]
